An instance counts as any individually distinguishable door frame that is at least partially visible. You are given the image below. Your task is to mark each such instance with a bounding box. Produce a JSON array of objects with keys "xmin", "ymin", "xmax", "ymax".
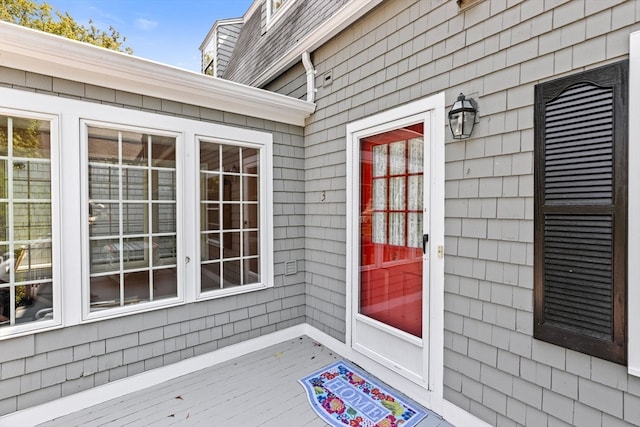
[{"xmin": 345, "ymin": 93, "xmax": 445, "ymax": 410}]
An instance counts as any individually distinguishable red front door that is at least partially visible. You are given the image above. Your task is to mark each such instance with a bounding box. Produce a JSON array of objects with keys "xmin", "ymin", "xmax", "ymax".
[{"xmin": 359, "ymin": 123, "xmax": 424, "ymax": 337}]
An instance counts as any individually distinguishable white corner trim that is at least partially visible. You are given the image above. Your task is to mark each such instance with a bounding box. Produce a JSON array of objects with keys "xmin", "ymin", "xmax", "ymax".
[
  {"xmin": 441, "ymin": 400, "xmax": 491, "ymax": 427},
  {"xmin": 250, "ymin": 0, "xmax": 385, "ymax": 87},
  {"xmin": 0, "ymin": 21, "xmax": 314, "ymax": 127},
  {"xmin": 629, "ymin": 30, "xmax": 640, "ymax": 378}
]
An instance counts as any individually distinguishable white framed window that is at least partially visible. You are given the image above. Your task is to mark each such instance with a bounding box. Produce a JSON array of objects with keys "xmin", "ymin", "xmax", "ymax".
[
  {"xmin": 266, "ymin": 0, "xmax": 296, "ymax": 27},
  {"xmin": 629, "ymin": 30, "xmax": 640, "ymax": 377},
  {"xmin": 197, "ymin": 137, "xmax": 273, "ymax": 298},
  {"xmin": 0, "ymin": 109, "xmax": 61, "ymax": 338},
  {"xmin": 0, "ymin": 86, "xmax": 274, "ymax": 335},
  {"xmin": 82, "ymin": 122, "xmax": 181, "ymax": 319}
]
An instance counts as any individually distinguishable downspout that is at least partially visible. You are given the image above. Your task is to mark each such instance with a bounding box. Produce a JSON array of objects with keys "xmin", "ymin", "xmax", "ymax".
[{"xmin": 302, "ymin": 51, "xmax": 317, "ymax": 104}]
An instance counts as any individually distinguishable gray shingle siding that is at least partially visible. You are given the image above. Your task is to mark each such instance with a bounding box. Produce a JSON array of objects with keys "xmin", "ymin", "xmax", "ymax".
[
  {"xmin": 216, "ymin": 23, "xmax": 243, "ymax": 77},
  {"xmin": 0, "ymin": 67, "xmax": 306, "ymax": 415},
  {"xmin": 265, "ymin": 61, "xmax": 308, "ymax": 101},
  {"xmin": 223, "ymin": 0, "xmax": 350, "ymax": 86},
  {"xmin": 5, "ymin": 0, "xmax": 640, "ymax": 423},
  {"xmin": 293, "ymin": 0, "xmax": 640, "ymax": 425}
]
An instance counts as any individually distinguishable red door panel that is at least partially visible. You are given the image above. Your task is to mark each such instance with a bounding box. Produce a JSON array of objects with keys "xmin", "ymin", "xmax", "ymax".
[{"xmin": 359, "ymin": 123, "xmax": 424, "ymax": 337}]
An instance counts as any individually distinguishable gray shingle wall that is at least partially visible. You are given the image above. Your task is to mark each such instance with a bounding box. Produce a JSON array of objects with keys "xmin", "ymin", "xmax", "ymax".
[
  {"xmin": 298, "ymin": 0, "xmax": 640, "ymax": 425},
  {"xmin": 264, "ymin": 61, "xmax": 308, "ymax": 100},
  {"xmin": 216, "ymin": 23, "xmax": 242, "ymax": 77},
  {"xmin": 0, "ymin": 67, "xmax": 306, "ymax": 415},
  {"xmin": 223, "ymin": 0, "xmax": 350, "ymax": 85}
]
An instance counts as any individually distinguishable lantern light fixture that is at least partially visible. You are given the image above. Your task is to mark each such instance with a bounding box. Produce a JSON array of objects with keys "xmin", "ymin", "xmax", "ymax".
[{"xmin": 448, "ymin": 93, "xmax": 478, "ymax": 139}]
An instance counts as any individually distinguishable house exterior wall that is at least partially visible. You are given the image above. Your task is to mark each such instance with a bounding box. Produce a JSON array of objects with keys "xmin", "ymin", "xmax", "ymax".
[
  {"xmin": 286, "ymin": 0, "xmax": 640, "ymax": 425},
  {"xmin": 201, "ymin": 20, "xmax": 243, "ymax": 77},
  {"xmin": 0, "ymin": 67, "xmax": 307, "ymax": 415},
  {"xmin": 223, "ymin": 0, "xmax": 350, "ymax": 85},
  {"xmin": 264, "ymin": 61, "xmax": 308, "ymax": 101},
  {"xmin": 215, "ymin": 22, "xmax": 243, "ymax": 77}
]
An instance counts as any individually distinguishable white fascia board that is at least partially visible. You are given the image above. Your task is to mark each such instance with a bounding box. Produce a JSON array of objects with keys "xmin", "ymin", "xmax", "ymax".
[
  {"xmin": 0, "ymin": 21, "xmax": 314, "ymax": 126},
  {"xmin": 250, "ymin": 0, "xmax": 385, "ymax": 87}
]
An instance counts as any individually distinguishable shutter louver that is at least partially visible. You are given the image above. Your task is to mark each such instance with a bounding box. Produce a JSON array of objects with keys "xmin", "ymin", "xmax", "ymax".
[
  {"xmin": 543, "ymin": 214, "xmax": 612, "ymax": 339},
  {"xmin": 534, "ymin": 60, "xmax": 627, "ymax": 364},
  {"xmin": 544, "ymin": 83, "xmax": 613, "ymax": 204}
]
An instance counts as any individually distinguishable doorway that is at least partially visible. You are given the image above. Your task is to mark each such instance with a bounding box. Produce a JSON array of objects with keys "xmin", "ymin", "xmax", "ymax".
[{"xmin": 346, "ymin": 94, "xmax": 445, "ymax": 397}]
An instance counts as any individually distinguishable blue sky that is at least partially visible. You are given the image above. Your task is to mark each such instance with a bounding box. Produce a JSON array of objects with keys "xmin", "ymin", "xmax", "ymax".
[{"xmin": 49, "ymin": 0, "xmax": 254, "ymax": 72}]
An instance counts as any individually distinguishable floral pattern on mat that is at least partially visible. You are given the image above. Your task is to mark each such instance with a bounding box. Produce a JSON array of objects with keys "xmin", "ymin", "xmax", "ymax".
[{"xmin": 299, "ymin": 361, "xmax": 427, "ymax": 427}]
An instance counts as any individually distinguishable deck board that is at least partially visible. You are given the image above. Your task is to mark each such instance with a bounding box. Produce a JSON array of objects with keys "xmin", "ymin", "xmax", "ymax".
[{"xmin": 37, "ymin": 336, "xmax": 452, "ymax": 427}]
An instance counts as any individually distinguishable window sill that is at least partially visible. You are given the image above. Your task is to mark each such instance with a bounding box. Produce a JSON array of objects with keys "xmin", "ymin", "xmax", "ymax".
[
  {"xmin": 197, "ymin": 282, "xmax": 272, "ymax": 301},
  {"xmin": 82, "ymin": 297, "xmax": 184, "ymax": 323},
  {"xmin": 0, "ymin": 319, "xmax": 62, "ymax": 341}
]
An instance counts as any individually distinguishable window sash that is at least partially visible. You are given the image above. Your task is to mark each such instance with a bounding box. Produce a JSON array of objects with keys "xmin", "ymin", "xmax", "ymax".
[
  {"xmin": 83, "ymin": 122, "xmax": 180, "ymax": 317},
  {"xmin": 197, "ymin": 139, "xmax": 268, "ymax": 297},
  {"xmin": 0, "ymin": 109, "xmax": 61, "ymax": 338}
]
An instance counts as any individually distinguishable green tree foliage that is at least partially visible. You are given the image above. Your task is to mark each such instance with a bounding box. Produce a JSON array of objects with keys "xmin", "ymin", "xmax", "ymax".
[{"xmin": 0, "ymin": 0, "xmax": 132, "ymax": 53}]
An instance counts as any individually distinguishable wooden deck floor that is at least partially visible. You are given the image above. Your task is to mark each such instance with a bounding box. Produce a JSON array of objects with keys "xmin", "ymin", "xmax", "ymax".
[{"xmin": 37, "ymin": 336, "xmax": 452, "ymax": 427}]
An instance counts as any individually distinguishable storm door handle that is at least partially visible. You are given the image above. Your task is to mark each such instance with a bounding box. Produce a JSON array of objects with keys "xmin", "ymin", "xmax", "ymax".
[{"xmin": 422, "ymin": 234, "xmax": 429, "ymax": 254}]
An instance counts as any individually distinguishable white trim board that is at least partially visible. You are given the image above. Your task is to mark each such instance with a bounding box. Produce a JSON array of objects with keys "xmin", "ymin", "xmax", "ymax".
[
  {"xmin": 1, "ymin": 323, "xmax": 488, "ymax": 427},
  {"xmin": 629, "ymin": 30, "xmax": 640, "ymax": 378},
  {"xmin": 0, "ymin": 21, "xmax": 314, "ymax": 127}
]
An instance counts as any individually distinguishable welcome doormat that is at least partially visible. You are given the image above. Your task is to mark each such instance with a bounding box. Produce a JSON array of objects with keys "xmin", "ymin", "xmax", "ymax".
[{"xmin": 299, "ymin": 360, "xmax": 427, "ymax": 427}]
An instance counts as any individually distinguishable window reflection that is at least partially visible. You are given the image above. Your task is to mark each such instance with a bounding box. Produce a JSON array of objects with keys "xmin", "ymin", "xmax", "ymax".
[
  {"xmin": 359, "ymin": 123, "xmax": 424, "ymax": 337},
  {"xmin": 0, "ymin": 115, "xmax": 54, "ymax": 328},
  {"xmin": 200, "ymin": 142, "xmax": 261, "ymax": 293},
  {"xmin": 87, "ymin": 126, "xmax": 177, "ymax": 311}
]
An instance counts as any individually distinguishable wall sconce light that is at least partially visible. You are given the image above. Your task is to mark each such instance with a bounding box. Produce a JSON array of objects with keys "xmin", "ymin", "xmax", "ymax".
[{"xmin": 448, "ymin": 93, "xmax": 478, "ymax": 139}]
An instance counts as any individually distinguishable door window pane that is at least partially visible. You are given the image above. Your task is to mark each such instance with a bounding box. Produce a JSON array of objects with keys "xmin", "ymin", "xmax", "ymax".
[
  {"xmin": 408, "ymin": 175, "xmax": 422, "ymax": 211},
  {"xmin": 389, "ymin": 141, "xmax": 406, "ymax": 175},
  {"xmin": 408, "ymin": 138, "xmax": 423, "ymax": 174},
  {"xmin": 389, "ymin": 177, "xmax": 405, "ymax": 210},
  {"xmin": 359, "ymin": 123, "xmax": 424, "ymax": 337},
  {"xmin": 373, "ymin": 145, "xmax": 387, "ymax": 177}
]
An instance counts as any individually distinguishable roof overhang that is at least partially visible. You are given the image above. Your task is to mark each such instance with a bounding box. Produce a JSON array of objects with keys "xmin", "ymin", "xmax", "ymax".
[{"xmin": 0, "ymin": 21, "xmax": 315, "ymax": 127}]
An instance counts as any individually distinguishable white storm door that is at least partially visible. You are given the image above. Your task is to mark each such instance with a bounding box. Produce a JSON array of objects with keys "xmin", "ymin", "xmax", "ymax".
[
  {"xmin": 346, "ymin": 94, "xmax": 445, "ymax": 394},
  {"xmin": 355, "ymin": 121, "xmax": 428, "ymax": 385}
]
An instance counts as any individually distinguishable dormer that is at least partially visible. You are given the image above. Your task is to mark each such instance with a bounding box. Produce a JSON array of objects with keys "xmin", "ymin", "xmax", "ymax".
[{"xmin": 200, "ymin": 18, "xmax": 244, "ymax": 77}]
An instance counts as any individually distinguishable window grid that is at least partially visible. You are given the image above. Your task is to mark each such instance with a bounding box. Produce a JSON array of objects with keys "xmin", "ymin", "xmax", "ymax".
[
  {"xmin": 371, "ymin": 139, "xmax": 423, "ymax": 250},
  {"xmin": 200, "ymin": 142, "xmax": 260, "ymax": 292},
  {"xmin": 88, "ymin": 127, "xmax": 177, "ymax": 311},
  {"xmin": 0, "ymin": 116, "xmax": 54, "ymax": 328}
]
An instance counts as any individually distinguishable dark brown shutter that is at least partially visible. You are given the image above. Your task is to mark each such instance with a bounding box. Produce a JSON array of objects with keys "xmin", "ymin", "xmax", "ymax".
[{"xmin": 534, "ymin": 61, "xmax": 628, "ymax": 364}]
